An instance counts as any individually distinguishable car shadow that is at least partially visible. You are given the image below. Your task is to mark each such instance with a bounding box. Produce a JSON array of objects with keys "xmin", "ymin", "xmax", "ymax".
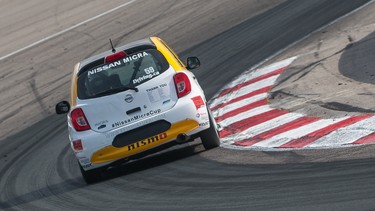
[{"xmin": 101, "ymin": 141, "xmax": 205, "ymax": 181}]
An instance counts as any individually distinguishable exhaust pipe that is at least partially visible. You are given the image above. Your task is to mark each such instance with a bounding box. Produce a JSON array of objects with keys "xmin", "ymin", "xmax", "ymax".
[{"xmin": 176, "ymin": 133, "xmax": 190, "ymax": 144}]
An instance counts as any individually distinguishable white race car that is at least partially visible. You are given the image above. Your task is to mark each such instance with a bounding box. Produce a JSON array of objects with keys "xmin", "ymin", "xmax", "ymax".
[{"xmin": 56, "ymin": 37, "xmax": 220, "ymax": 183}]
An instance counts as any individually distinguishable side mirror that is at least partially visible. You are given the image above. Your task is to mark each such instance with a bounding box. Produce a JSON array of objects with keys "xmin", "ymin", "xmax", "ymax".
[
  {"xmin": 55, "ymin": 101, "xmax": 70, "ymax": 114},
  {"xmin": 186, "ymin": 57, "xmax": 200, "ymax": 70}
]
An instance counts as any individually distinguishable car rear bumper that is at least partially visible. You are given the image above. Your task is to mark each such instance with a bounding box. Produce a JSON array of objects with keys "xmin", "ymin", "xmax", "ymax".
[
  {"xmin": 91, "ymin": 118, "xmax": 199, "ymax": 164},
  {"xmin": 72, "ymin": 95, "xmax": 210, "ymax": 170}
]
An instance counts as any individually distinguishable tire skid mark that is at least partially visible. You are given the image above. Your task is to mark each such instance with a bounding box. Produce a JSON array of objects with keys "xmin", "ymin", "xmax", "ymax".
[
  {"xmin": 0, "ymin": 122, "xmax": 66, "ymax": 209},
  {"xmin": 0, "ymin": 118, "xmax": 65, "ymax": 172}
]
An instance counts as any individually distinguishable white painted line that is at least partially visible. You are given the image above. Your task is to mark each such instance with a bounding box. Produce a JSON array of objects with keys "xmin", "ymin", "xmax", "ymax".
[
  {"xmin": 218, "ymin": 105, "xmax": 272, "ymax": 128},
  {"xmin": 239, "ymin": 113, "xmax": 304, "ymax": 138},
  {"xmin": 253, "ymin": 117, "xmax": 351, "ymax": 148},
  {"xmin": 211, "ymin": 56, "xmax": 297, "ymax": 98},
  {"xmin": 307, "ymin": 116, "xmax": 375, "ymax": 147},
  {"xmin": 212, "ymin": 93, "xmax": 267, "ymax": 117},
  {"xmin": 210, "ymin": 75, "xmax": 278, "ymax": 108},
  {"xmin": 0, "ymin": 0, "xmax": 138, "ymax": 61},
  {"xmin": 221, "ymin": 112, "xmax": 304, "ymax": 145}
]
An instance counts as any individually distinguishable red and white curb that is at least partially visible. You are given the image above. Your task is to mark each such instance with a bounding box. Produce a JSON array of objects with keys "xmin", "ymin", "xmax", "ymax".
[{"xmin": 209, "ymin": 57, "xmax": 375, "ymax": 151}]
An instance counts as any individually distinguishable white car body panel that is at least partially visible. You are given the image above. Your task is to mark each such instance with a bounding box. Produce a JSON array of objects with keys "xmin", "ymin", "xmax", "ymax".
[{"xmin": 69, "ymin": 67, "xmax": 210, "ymax": 170}]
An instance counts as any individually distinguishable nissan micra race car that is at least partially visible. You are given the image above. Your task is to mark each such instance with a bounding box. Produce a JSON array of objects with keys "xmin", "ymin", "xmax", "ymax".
[{"xmin": 55, "ymin": 37, "xmax": 220, "ymax": 183}]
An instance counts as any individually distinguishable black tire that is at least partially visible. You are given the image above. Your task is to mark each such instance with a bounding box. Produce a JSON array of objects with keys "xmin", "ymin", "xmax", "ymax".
[
  {"xmin": 79, "ymin": 163, "xmax": 103, "ymax": 184},
  {"xmin": 200, "ymin": 108, "xmax": 220, "ymax": 150}
]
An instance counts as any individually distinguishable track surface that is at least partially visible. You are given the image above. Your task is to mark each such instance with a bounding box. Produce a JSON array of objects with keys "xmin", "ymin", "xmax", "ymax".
[{"xmin": 1, "ymin": 0, "xmax": 375, "ymax": 210}]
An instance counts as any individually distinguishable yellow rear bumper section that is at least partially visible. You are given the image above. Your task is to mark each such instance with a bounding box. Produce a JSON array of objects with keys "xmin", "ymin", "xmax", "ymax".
[{"xmin": 91, "ymin": 119, "xmax": 199, "ymax": 164}]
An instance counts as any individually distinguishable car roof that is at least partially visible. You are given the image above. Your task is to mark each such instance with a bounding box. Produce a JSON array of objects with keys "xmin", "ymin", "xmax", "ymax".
[{"xmin": 78, "ymin": 38, "xmax": 155, "ymax": 72}]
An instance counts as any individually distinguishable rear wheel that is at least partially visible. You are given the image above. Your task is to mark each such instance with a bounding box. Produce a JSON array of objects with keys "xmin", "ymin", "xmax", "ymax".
[
  {"xmin": 79, "ymin": 163, "xmax": 103, "ymax": 184},
  {"xmin": 200, "ymin": 108, "xmax": 220, "ymax": 150}
]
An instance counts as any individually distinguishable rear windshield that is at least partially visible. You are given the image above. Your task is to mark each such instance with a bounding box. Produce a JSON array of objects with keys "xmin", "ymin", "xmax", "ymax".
[{"xmin": 77, "ymin": 49, "xmax": 169, "ymax": 99}]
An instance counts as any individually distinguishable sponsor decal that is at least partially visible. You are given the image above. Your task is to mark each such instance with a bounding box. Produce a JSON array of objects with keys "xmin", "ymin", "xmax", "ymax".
[
  {"xmin": 127, "ymin": 133, "xmax": 168, "ymax": 151},
  {"xmin": 95, "ymin": 120, "xmax": 108, "ymax": 130},
  {"xmin": 79, "ymin": 158, "xmax": 89, "ymax": 164},
  {"xmin": 163, "ymin": 99, "xmax": 171, "ymax": 105},
  {"xmin": 133, "ymin": 71, "xmax": 160, "ymax": 84},
  {"xmin": 105, "ymin": 114, "xmax": 167, "ymax": 139},
  {"xmin": 199, "ymin": 121, "xmax": 209, "ymax": 127},
  {"xmin": 124, "ymin": 94, "xmax": 134, "ymax": 103},
  {"xmin": 72, "ymin": 139, "xmax": 83, "ymax": 153},
  {"xmin": 98, "ymin": 124, "xmax": 106, "ymax": 130},
  {"xmin": 147, "ymin": 83, "xmax": 170, "ymax": 103},
  {"xmin": 122, "ymin": 52, "xmax": 149, "ymax": 63},
  {"xmin": 82, "ymin": 164, "xmax": 92, "ymax": 168},
  {"xmin": 191, "ymin": 96, "xmax": 205, "ymax": 110},
  {"xmin": 88, "ymin": 52, "xmax": 149, "ymax": 76},
  {"xmin": 196, "ymin": 108, "xmax": 209, "ymax": 120},
  {"xmin": 94, "ymin": 120, "xmax": 108, "ymax": 127},
  {"xmin": 146, "ymin": 86, "xmax": 158, "ymax": 92},
  {"xmin": 78, "ymin": 157, "xmax": 91, "ymax": 168},
  {"xmin": 112, "ymin": 109, "xmax": 162, "ymax": 128}
]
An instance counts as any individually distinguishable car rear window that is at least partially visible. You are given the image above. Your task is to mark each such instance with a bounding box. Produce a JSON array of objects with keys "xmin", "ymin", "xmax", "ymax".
[{"xmin": 77, "ymin": 49, "xmax": 169, "ymax": 99}]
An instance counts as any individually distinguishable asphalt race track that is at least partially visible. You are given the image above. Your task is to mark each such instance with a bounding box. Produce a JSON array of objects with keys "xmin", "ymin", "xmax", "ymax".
[{"xmin": 1, "ymin": 0, "xmax": 375, "ymax": 210}]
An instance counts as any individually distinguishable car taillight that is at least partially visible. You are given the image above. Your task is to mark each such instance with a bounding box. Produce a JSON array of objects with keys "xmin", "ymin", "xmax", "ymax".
[
  {"xmin": 104, "ymin": 51, "xmax": 127, "ymax": 63},
  {"xmin": 71, "ymin": 108, "xmax": 91, "ymax": 131},
  {"xmin": 174, "ymin": 72, "xmax": 191, "ymax": 98}
]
